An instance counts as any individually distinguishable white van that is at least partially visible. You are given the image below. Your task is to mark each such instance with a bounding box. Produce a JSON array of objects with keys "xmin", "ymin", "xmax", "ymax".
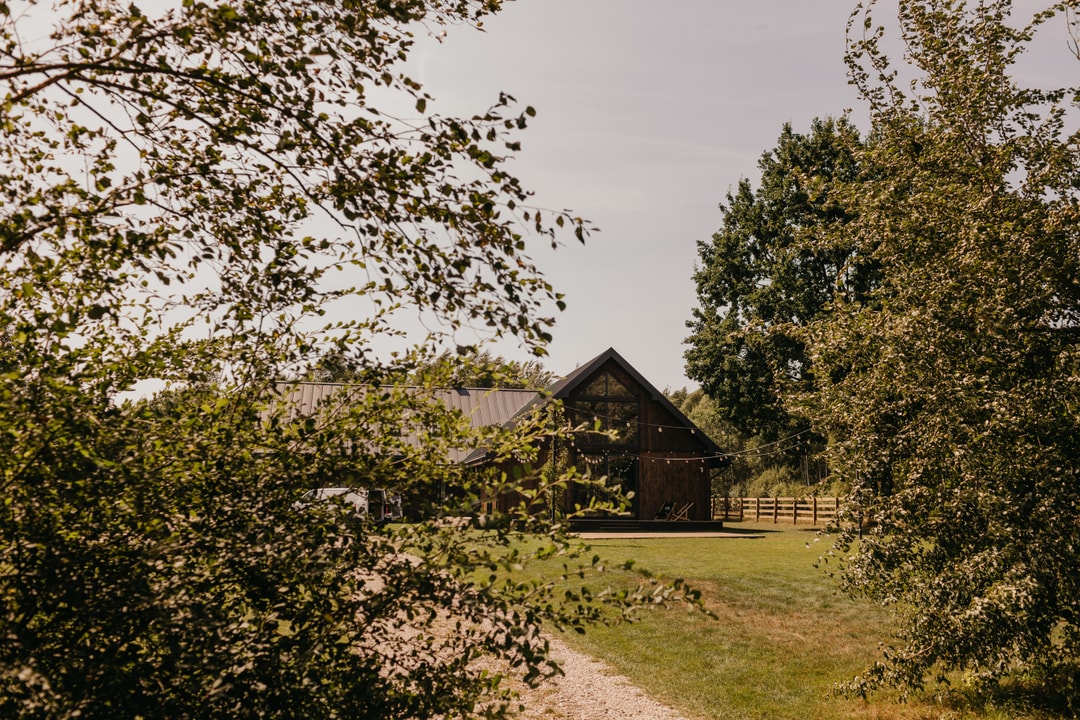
[
  {"xmin": 365, "ymin": 488, "xmax": 404, "ymax": 523},
  {"xmin": 298, "ymin": 487, "xmax": 403, "ymax": 523}
]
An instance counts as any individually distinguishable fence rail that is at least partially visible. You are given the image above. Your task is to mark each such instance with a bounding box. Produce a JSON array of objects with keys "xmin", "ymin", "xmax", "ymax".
[{"xmin": 712, "ymin": 496, "xmax": 842, "ymax": 525}]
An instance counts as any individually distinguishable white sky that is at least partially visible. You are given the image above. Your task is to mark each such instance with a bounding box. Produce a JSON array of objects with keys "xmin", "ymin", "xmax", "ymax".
[
  {"xmin": 409, "ymin": 0, "xmax": 865, "ymax": 390},
  {"xmin": 409, "ymin": 0, "xmax": 1078, "ymax": 391},
  {"xmin": 16, "ymin": 2, "xmax": 1075, "ymax": 395}
]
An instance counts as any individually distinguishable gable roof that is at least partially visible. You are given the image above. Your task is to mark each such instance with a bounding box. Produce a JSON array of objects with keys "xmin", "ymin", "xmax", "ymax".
[
  {"xmin": 272, "ymin": 382, "xmax": 539, "ymax": 463},
  {"xmin": 276, "ymin": 382, "xmax": 537, "ymax": 429},
  {"xmin": 273, "ymin": 348, "xmax": 723, "ymax": 463},
  {"xmin": 511, "ymin": 347, "xmax": 723, "ymax": 456}
]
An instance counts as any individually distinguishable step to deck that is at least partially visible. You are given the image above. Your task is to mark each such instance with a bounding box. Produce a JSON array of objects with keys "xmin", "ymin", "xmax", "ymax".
[{"xmin": 566, "ymin": 519, "xmax": 726, "ymax": 533}]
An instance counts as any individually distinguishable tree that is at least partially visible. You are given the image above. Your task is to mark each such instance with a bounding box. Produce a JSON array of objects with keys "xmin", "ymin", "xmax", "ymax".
[
  {"xmin": 665, "ymin": 387, "xmax": 750, "ymax": 496},
  {"xmin": 802, "ymin": 0, "xmax": 1080, "ymax": 700},
  {"xmin": 0, "ymin": 2, "xmax": 685, "ymax": 718},
  {"xmin": 685, "ymin": 117, "xmax": 872, "ymax": 480},
  {"xmin": 411, "ymin": 349, "xmax": 557, "ymax": 389},
  {"xmin": 304, "ymin": 346, "xmax": 555, "ymax": 388}
]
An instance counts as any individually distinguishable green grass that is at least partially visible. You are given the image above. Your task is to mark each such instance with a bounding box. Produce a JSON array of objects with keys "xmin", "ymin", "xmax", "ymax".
[{"xmin": 520, "ymin": 524, "xmax": 1063, "ymax": 720}]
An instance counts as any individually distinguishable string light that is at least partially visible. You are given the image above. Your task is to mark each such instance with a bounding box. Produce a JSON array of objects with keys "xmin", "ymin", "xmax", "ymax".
[
  {"xmin": 568, "ymin": 407, "xmax": 704, "ymax": 434},
  {"xmin": 569, "ymin": 405, "xmax": 814, "ymax": 447},
  {"xmin": 562, "ymin": 404, "xmax": 816, "ymax": 462},
  {"xmin": 561, "ymin": 437, "xmax": 813, "ymax": 463}
]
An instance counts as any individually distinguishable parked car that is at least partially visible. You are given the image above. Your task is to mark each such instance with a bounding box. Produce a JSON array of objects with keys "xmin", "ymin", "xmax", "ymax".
[{"xmin": 297, "ymin": 487, "xmax": 403, "ymax": 523}]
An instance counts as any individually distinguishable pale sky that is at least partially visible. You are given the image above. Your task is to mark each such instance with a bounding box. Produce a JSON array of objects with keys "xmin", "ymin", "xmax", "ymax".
[
  {"xmin": 410, "ymin": 0, "xmax": 1079, "ymax": 391},
  {"xmin": 410, "ymin": 1, "xmax": 866, "ymax": 391}
]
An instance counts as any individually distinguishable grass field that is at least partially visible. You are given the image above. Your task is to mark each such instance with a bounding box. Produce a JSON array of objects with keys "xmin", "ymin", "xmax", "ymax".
[{"xmin": 531, "ymin": 523, "xmax": 1061, "ymax": 720}]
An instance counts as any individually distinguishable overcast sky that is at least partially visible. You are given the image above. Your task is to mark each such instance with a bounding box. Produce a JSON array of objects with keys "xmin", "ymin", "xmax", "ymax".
[
  {"xmin": 393, "ymin": 0, "xmax": 1076, "ymax": 391},
  {"xmin": 407, "ymin": 1, "xmax": 865, "ymax": 390}
]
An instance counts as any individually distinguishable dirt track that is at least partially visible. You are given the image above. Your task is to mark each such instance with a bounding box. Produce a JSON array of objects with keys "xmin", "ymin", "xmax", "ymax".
[{"xmin": 510, "ymin": 634, "xmax": 692, "ymax": 720}]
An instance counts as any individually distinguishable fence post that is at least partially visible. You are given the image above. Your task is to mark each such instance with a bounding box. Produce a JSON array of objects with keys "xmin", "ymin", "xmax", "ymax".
[{"xmin": 720, "ymin": 496, "xmax": 840, "ymax": 525}]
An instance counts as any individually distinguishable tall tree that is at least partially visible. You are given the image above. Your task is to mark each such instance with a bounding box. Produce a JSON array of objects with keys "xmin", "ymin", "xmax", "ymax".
[
  {"xmin": 304, "ymin": 346, "xmax": 556, "ymax": 388},
  {"xmin": 685, "ymin": 117, "xmax": 872, "ymax": 467},
  {"xmin": 411, "ymin": 349, "xmax": 557, "ymax": 389},
  {"xmin": 0, "ymin": 3, "xmax": 680, "ymax": 719},
  {"xmin": 803, "ymin": 0, "xmax": 1080, "ymax": 698}
]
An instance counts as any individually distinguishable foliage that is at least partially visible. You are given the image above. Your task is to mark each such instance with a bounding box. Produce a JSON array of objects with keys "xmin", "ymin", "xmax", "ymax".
[
  {"xmin": 306, "ymin": 346, "xmax": 555, "ymax": 388},
  {"xmin": 801, "ymin": 0, "xmax": 1080, "ymax": 700},
  {"xmin": 0, "ymin": 2, "xmax": 685, "ymax": 719},
  {"xmin": 685, "ymin": 116, "xmax": 872, "ymax": 457},
  {"xmin": 411, "ymin": 349, "xmax": 557, "ymax": 389},
  {"xmin": 665, "ymin": 387, "xmax": 835, "ymax": 497},
  {"xmin": 1, "ymin": 379, "xmax": 566, "ymax": 719}
]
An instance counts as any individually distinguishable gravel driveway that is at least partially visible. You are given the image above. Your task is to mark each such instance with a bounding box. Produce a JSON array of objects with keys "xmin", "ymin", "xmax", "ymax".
[{"xmin": 511, "ymin": 634, "xmax": 692, "ymax": 720}]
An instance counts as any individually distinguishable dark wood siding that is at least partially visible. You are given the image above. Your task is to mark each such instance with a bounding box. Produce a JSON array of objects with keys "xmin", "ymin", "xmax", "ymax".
[
  {"xmin": 481, "ymin": 352, "xmax": 721, "ymax": 523},
  {"xmin": 560, "ymin": 361, "xmax": 715, "ymax": 521},
  {"xmin": 637, "ymin": 452, "xmax": 711, "ymax": 521},
  {"xmin": 480, "ymin": 453, "xmax": 550, "ymax": 517}
]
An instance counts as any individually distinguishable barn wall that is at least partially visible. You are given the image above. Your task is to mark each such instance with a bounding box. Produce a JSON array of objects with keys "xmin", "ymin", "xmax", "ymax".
[
  {"xmin": 637, "ymin": 452, "xmax": 711, "ymax": 521},
  {"xmin": 636, "ymin": 388, "xmax": 712, "ymax": 521},
  {"xmin": 639, "ymin": 397, "xmax": 708, "ymax": 454},
  {"xmin": 560, "ymin": 360, "xmax": 715, "ymax": 521},
  {"xmin": 480, "ymin": 457, "xmax": 546, "ymax": 516}
]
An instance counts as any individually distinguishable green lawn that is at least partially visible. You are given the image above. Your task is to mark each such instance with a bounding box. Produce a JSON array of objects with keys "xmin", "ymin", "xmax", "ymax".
[{"xmin": 529, "ymin": 524, "xmax": 1060, "ymax": 720}]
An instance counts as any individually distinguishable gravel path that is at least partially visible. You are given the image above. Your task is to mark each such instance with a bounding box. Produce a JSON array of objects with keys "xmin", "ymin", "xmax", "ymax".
[{"xmin": 511, "ymin": 634, "xmax": 693, "ymax": 720}]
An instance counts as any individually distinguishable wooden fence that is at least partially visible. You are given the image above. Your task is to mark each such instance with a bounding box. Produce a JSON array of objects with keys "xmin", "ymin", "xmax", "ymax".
[{"xmin": 712, "ymin": 496, "xmax": 842, "ymax": 526}]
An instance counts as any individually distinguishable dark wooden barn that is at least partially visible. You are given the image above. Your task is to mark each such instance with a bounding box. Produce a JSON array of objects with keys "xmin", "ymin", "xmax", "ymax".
[
  {"xmin": 470, "ymin": 348, "xmax": 727, "ymax": 529},
  {"xmin": 276, "ymin": 348, "xmax": 727, "ymax": 530},
  {"xmin": 556, "ymin": 347, "xmax": 724, "ymax": 524}
]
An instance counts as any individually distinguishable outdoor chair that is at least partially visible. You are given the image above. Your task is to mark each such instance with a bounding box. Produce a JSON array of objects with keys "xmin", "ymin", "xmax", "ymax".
[
  {"xmin": 670, "ymin": 502, "xmax": 693, "ymax": 522},
  {"xmin": 654, "ymin": 501, "xmax": 675, "ymax": 520}
]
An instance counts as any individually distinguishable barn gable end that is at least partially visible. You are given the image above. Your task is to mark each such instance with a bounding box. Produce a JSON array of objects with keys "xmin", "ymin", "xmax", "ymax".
[{"xmin": 536, "ymin": 348, "xmax": 723, "ymax": 523}]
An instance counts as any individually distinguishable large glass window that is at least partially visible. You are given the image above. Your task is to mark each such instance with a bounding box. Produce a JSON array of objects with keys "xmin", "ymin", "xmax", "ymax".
[
  {"xmin": 566, "ymin": 371, "xmax": 638, "ymax": 447},
  {"xmin": 580, "ymin": 372, "xmax": 635, "ymax": 399},
  {"xmin": 571, "ymin": 453, "xmax": 638, "ymax": 517}
]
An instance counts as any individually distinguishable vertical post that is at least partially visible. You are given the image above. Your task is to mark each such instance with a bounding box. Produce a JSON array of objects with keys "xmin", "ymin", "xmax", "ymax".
[
  {"xmin": 793, "ymin": 497, "xmax": 798, "ymax": 525},
  {"xmin": 756, "ymin": 497, "xmax": 761, "ymax": 522},
  {"xmin": 773, "ymin": 497, "xmax": 778, "ymax": 524}
]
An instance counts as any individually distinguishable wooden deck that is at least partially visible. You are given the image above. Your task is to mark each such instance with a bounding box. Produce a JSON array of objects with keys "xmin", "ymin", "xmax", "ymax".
[{"xmin": 566, "ymin": 518, "xmax": 726, "ymax": 534}]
